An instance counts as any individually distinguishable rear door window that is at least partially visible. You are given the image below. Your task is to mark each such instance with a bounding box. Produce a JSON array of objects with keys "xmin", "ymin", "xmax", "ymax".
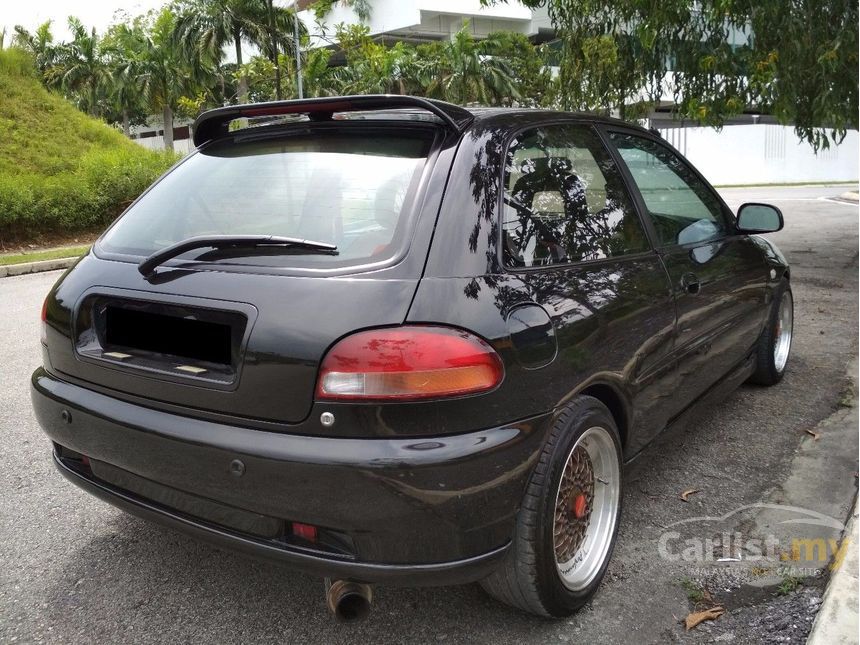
[
  {"xmin": 502, "ymin": 124, "xmax": 649, "ymax": 268},
  {"xmin": 99, "ymin": 130, "xmax": 433, "ymax": 269},
  {"xmin": 608, "ymin": 132, "xmax": 728, "ymax": 247}
]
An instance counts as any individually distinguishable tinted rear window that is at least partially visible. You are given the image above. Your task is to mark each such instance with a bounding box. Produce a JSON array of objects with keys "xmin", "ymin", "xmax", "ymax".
[{"xmin": 99, "ymin": 130, "xmax": 433, "ymax": 269}]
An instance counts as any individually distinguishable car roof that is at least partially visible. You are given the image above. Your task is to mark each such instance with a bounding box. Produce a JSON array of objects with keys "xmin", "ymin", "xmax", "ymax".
[
  {"xmin": 463, "ymin": 106, "xmax": 649, "ymax": 131},
  {"xmin": 192, "ymin": 95, "xmax": 651, "ymax": 147}
]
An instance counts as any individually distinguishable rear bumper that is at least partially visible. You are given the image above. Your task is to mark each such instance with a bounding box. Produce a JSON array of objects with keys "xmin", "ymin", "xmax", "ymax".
[{"xmin": 32, "ymin": 368, "xmax": 552, "ymax": 586}]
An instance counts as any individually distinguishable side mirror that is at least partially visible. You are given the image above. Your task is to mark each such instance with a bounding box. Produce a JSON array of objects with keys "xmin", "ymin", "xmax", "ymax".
[{"xmin": 737, "ymin": 203, "xmax": 784, "ymax": 233}]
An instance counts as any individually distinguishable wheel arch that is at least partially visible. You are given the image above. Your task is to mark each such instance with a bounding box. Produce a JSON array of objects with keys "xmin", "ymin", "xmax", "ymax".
[{"xmin": 573, "ymin": 380, "xmax": 631, "ymax": 453}]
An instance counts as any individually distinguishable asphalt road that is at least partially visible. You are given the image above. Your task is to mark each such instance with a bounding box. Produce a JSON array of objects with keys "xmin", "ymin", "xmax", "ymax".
[{"xmin": 1, "ymin": 184, "xmax": 857, "ymax": 644}]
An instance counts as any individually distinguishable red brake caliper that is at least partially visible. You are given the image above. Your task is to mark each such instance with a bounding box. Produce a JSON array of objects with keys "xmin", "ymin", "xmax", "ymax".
[{"xmin": 572, "ymin": 493, "xmax": 587, "ymax": 519}]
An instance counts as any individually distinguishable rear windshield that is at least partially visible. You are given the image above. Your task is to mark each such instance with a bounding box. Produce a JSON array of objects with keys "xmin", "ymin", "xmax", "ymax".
[{"xmin": 99, "ymin": 129, "xmax": 433, "ymax": 269}]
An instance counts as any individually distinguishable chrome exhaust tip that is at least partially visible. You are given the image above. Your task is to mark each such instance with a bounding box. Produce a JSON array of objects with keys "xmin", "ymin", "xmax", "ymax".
[{"xmin": 324, "ymin": 578, "xmax": 373, "ymax": 623}]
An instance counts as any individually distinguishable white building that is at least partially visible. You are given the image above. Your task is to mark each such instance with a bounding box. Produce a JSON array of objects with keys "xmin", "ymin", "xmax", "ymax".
[
  {"xmin": 293, "ymin": 0, "xmax": 857, "ymax": 186},
  {"xmin": 299, "ymin": 0, "xmax": 553, "ymax": 46}
]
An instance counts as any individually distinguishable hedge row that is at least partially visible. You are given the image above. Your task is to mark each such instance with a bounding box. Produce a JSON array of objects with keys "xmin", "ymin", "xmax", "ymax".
[{"xmin": 0, "ymin": 146, "xmax": 175, "ymax": 242}]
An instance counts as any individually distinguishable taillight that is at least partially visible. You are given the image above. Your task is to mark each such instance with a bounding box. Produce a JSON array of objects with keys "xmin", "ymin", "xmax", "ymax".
[
  {"xmin": 291, "ymin": 522, "xmax": 318, "ymax": 542},
  {"xmin": 316, "ymin": 326, "xmax": 504, "ymax": 401},
  {"xmin": 40, "ymin": 296, "xmax": 48, "ymax": 344}
]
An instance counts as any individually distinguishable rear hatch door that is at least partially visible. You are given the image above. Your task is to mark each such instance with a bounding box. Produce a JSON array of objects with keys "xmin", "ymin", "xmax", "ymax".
[{"xmin": 44, "ymin": 121, "xmax": 450, "ymax": 424}]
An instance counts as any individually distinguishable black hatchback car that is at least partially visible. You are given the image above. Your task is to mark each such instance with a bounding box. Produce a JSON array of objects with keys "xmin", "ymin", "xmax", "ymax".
[{"xmin": 32, "ymin": 95, "xmax": 792, "ymax": 620}]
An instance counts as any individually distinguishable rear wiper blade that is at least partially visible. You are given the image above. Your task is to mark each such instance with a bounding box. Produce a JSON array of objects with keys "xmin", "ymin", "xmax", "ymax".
[{"xmin": 138, "ymin": 234, "xmax": 338, "ymax": 277}]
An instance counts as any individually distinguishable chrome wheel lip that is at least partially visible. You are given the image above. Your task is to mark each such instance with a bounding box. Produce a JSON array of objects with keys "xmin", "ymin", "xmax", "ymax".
[
  {"xmin": 552, "ymin": 425, "xmax": 620, "ymax": 591},
  {"xmin": 773, "ymin": 290, "xmax": 793, "ymax": 373}
]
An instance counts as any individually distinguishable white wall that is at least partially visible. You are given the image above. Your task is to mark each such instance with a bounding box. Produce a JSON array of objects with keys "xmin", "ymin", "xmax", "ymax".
[
  {"xmin": 658, "ymin": 124, "xmax": 859, "ymax": 186},
  {"xmin": 132, "ymin": 122, "xmax": 859, "ymax": 184},
  {"xmin": 133, "ymin": 136, "xmax": 194, "ymax": 155}
]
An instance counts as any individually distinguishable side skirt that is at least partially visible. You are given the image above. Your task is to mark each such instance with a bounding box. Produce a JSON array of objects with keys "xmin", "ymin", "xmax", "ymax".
[{"xmin": 623, "ymin": 353, "xmax": 757, "ymax": 465}]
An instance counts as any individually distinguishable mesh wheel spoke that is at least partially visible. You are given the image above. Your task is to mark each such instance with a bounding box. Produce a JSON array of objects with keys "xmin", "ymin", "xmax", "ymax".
[{"xmin": 553, "ymin": 444, "xmax": 595, "ymax": 563}]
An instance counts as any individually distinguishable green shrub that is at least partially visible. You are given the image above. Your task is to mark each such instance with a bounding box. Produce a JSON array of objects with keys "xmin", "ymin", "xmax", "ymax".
[
  {"xmin": 0, "ymin": 48, "xmax": 36, "ymax": 79},
  {"xmin": 0, "ymin": 148, "xmax": 176, "ymax": 240},
  {"xmin": 0, "ymin": 49, "xmax": 177, "ymax": 242}
]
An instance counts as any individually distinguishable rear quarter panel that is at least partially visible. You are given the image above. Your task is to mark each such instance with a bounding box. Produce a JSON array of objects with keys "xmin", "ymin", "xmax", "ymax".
[{"xmin": 411, "ymin": 116, "xmax": 679, "ymax": 452}]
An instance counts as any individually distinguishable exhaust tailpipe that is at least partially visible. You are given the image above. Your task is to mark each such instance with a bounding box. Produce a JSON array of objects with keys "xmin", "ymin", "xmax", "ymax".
[{"xmin": 324, "ymin": 578, "xmax": 373, "ymax": 623}]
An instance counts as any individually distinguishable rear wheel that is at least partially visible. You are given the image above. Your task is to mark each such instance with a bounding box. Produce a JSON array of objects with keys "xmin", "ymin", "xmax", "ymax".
[
  {"xmin": 480, "ymin": 396, "xmax": 622, "ymax": 617},
  {"xmin": 750, "ymin": 278, "xmax": 793, "ymax": 385}
]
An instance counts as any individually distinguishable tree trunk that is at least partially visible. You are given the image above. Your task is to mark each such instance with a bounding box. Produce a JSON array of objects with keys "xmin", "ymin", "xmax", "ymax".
[
  {"xmin": 273, "ymin": 53, "xmax": 282, "ymax": 100},
  {"xmin": 122, "ymin": 109, "xmax": 130, "ymax": 137},
  {"xmin": 267, "ymin": 0, "xmax": 282, "ymax": 100},
  {"xmin": 234, "ymin": 33, "xmax": 248, "ymax": 103},
  {"xmin": 90, "ymin": 84, "xmax": 99, "ymax": 117},
  {"xmin": 162, "ymin": 104, "xmax": 174, "ymax": 152}
]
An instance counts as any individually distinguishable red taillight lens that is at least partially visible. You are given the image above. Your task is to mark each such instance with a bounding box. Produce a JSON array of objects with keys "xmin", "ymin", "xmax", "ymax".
[
  {"xmin": 292, "ymin": 522, "xmax": 318, "ymax": 542},
  {"xmin": 316, "ymin": 326, "xmax": 504, "ymax": 401},
  {"xmin": 40, "ymin": 296, "xmax": 48, "ymax": 344}
]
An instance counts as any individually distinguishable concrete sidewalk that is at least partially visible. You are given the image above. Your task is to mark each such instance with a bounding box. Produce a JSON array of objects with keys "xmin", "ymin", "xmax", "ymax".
[{"xmin": 807, "ymin": 504, "xmax": 859, "ymax": 644}]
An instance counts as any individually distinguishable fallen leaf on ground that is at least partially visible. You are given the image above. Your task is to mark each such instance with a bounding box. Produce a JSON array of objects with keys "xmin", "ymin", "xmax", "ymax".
[
  {"xmin": 680, "ymin": 489, "xmax": 700, "ymax": 502},
  {"xmin": 805, "ymin": 430, "xmax": 821, "ymax": 441},
  {"xmin": 685, "ymin": 606, "xmax": 725, "ymax": 631}
]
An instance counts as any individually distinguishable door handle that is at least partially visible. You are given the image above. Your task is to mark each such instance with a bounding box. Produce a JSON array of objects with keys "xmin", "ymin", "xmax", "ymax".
[{"xmin": 681, "ymin": 273, "xmax": 701, "ymax": 295}]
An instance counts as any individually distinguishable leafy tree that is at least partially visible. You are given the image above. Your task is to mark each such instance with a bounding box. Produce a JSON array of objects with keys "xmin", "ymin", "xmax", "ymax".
[
  {"xmin": 234, "ymin": 56, "xmax": 278, "ymax": 102},
  {"xmin": 483, "ymin": 31, "xmax": 553, "ymax": 107},
  {"xmin": 420, "ymin": 22, "xmax": 520, "ymax": 105},
  {"xmin": 311, "ymin": 0, "xmax": 372, "ymax": 22},
  {"xmin": 331, "ymin": 25, "xmax": 419, "ymax": 95},
  {"xmin": 504, "ymin": 0, "xmax": 858, "ymax": 148},
  {"xmin": 302, "ymin": 48, "xmax": 336, "ymax": 97}
]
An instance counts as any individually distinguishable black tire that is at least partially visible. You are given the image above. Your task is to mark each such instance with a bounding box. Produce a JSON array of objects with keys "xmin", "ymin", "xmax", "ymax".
[
  {"xmin": 479, "ymin": 396, "xmax": 623, "ymax": 617},
  {"xmin": 749, "ymin": 278, "xmax": 793, "ymax": 386}
]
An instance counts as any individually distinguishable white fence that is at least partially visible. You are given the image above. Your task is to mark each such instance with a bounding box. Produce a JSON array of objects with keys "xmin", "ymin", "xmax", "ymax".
[
  {"xmin": 133, "ymin": 136, "xmax": 194, "ymax": 155},
  {"xmin": 131, "ymin": 122, "xmax": 859, "ymax": 186},
  {"xmin": 657, "ymin": 124, "xmax": 859, "ymax": 186}
]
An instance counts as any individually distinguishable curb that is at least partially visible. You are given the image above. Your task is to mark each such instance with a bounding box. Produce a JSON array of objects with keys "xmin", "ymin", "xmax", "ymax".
[
  {"xmin": 806, "ymin": 502, "xmax": 859, "ymax": 644},
  {"xmin": 0, "ymin": 257, "xmax": 78, "ymax": 278}
]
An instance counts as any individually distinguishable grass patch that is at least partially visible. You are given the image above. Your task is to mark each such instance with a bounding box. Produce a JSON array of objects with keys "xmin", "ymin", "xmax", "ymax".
[
  {"xmin": 776, "ymin": 574, "xmax": 803, "ymax": 596},
  {"xmin": 0, "ymin": 245, "xmax": 90, "ymax": 266},
  {"xmin": 680, "ymin": 578, "xmax": 707, "ymax": 604},
  {"xmin": 0, "ymin": 49, "xmax": 176, "ymax": 243}
]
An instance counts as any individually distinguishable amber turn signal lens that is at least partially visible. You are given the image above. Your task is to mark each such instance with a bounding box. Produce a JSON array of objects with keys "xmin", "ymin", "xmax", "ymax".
[{"xmin": 316, "ymin": 326, "xmax": 504, "ymax": 401}]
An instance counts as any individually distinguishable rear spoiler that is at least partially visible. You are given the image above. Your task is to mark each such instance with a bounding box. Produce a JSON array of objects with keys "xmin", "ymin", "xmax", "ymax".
[{"xmin": 191, "ymin": 95, "xmax": 475, "ymax": 147}]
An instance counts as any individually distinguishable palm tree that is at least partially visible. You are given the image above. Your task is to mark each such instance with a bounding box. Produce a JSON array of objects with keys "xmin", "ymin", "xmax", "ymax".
[
  {"xmin": 138, "ymin": 8, "xmax": 203, "ymax": 150},
  {"xmin": 331, "ymin": 25, "xmax": 420, "ymax": 96},
  {"xmin": 57, "ymin": 18, "xmax": 111, "ymax": 117},
  {"xmin": 173, "ymin": 0, "xmax": 265, "ymax": 103},
  {"xmin": 422, "ymin": 22, "xmax": 520, "ymax": 106},
  {"xmin": 256, "ymin": 0, "xmax": 306, "ymax": 100},
  {"xmin": 102, "ymin": 23, "xmax": 148, "ymax": 136},
  {"xmin": 12, "ymin": 21, "xmax": 61, "ymax": 87}
]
